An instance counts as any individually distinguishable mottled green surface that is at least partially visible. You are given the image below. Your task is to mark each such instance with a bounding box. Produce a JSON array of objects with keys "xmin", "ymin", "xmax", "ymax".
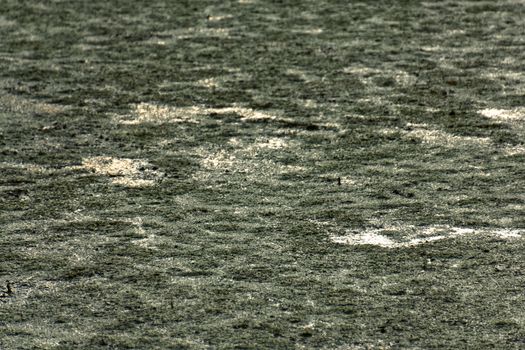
[{"xmin": 1, "ymin": 1, "xmax": 525, "ymax": 349}]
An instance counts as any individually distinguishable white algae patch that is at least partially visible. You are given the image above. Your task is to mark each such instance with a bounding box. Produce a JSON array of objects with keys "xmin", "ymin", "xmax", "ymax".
[
  {"xmin": 80, "ymin": 156, "xmax": 163, "ymax": 187},
  {"xmin": 332, "ymin": 232, "xmax": 396, "ymax": 247},
  {"xmin": 194, "ymin": 137, "xmax": 305, "ymax": 182},
  {"xmin": 478, "ymin": 108, "xmax": 525, "ymax": 122},
  {"xmin": 115, "ymin": 102, "xmax": 282, "ymax": 125},
  {"xmin": 330, "ymin": 225, "xmax": 522, "ymax": 248},
  {"xmin": 478, "ymin": 108, "xmax": 525, "ymax": 156},
  {"xmin": 403, "ymin": 123, "xmax": 491, "ymax": 147},
  {"xmin": 343, "ymin": 66, "xmax": 383, "ymax": 77},
  {"xmin": 503, "ymin": 145, "xmax": 525, "ymax": 156},
  {"xmin": 127, "ymin": 217, "xmax": 160, "ymax": 250},
  {"xmin": 116, "ymin": 103, "xmax": 204, "ymax": 125},
  {"xmin": 82, "ymin": 157, "xmax": 146, "ymax": 176},
  {"xmin": 206, "ymin": 14, "xmax": 233, "ymax": 22},
  {"xmin": 290, "ymin": 27, "xmax": 323, "ymax": 35}
]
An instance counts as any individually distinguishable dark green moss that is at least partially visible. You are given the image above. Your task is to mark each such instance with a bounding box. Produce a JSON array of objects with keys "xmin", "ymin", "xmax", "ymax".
[{"xmin": 1, "ymin": 0, "xmax": 525, "ymax": 349}]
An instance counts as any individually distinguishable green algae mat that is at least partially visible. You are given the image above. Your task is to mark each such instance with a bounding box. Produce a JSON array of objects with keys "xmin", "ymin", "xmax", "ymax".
[{"xmin": 1, "ymin": 1, "xmax": 525, "ymax": 348}]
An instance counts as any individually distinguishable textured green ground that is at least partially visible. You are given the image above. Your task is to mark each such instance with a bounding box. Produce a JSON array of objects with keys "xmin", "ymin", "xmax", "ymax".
[{"xmin": 1, "ymin": 1, "xmax": 525, "ymax": 349}]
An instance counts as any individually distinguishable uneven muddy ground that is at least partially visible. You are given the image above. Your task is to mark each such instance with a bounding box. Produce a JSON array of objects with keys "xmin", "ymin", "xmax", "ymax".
[{"xmin": 1, "ymin": 0, "xmax": 525, "ymax": 348}]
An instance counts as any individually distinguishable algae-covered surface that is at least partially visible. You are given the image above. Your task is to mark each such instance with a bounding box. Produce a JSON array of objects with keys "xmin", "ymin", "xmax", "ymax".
[{"xmin": 1, "ymin": 0, "xmax": 525, "ymax": 348}]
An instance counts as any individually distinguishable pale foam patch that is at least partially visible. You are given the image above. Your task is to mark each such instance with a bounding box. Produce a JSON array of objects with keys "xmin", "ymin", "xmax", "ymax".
[
  {"xmin": 196, "ymin": 77, "xmax": 221, "ymax": 89},
  {"xmin": 110, "ymin": 177, "xmax": 156, "ymax": 188},
  {"xmin": 376, "ymin": 127, "xmax": 400, "ymax": 137},
  {"xmin": 493, "ymin": 229, "xmax": 522, "ymax": 239},
  {"xmin": 206, "ymin": 14, "xmax": 233, "ymax": 22},
  {"xmin": 196, "ymin": 72, "xmax": 252, "ymax": 89},
  {"xmin": 297, "ymin": 99, "xmax": 319, "ymax": 108},
  {"xmin": 80, "ymin": 156, "xmax": 163, "ymax": 187},
  {"xmin": 421, "ymin": 45, "xmax": 484, "ymax": 54},
  {"xmin": 330, "ymin": 225, "xmax": 522, "ymax": 248},
  {"xmin": 403, "ymin": 123, "xmax": 491, "ymax": 147},
  {"xmin": 393, "ymin": 70, "xmax": 417, "ymax": 86},
  {"xmin": 194, "ymin": 137, "xmax": 304, "ymax": 181},
  {"xmin": 357, "ymin": 96, "xmax": 388, "ymax": 107},
  {"xmin": 253, "ymin": 137, "xmax": 290, "ymax": 150},
  {"xmin": 335, "ymin": 341, "xmax": 393, "ymax": 350},
  {"xmin": 147, "ymin": 39, "xmax": 168, "ymax": 46},
  {"xmin": 116, "ymin": 102, "xmax": 281, "ymax": 125},
  {"xmin": 479, "ymin": 109, "xmax": 525, "ymax": 153},
  {"xmin": 161, "ymin": 27, "xmax": 230, "ymax": 40},
  {"xmin": 445, "ymin": 29, "xmax": 466, "ymax": 36},
  {"xmin": 425, "ymin": 107, "xmax": 440, "ymax": 113},
  {"xmin": 343, "ymin": 66, "xmax": 383, "ymax": 76},
  {"xmin": 116, "ymin": 103, "xmax": 205, "ymax": 124},
  {"xmin": 482, "ymin": 69, "xmax": 525, "ymax": 81},
  {"xmin": 420, "ymin": 45, "xmax": 442, "ymax": 52},
  {"xmin": 291, "ymin": 27, "xmax": 323, "ymax": 35},
  {"xmin": 332, "ymin": 232, "xmax": 395, "ymax": 247},
  {"xmin": 82, "ymin": 157, "xmax": 146, "ymax": 176},
  {"xmin": 200, "ymin": 149, "xmax": 236, "ymax": 170},
  {"xmin": 83, "ymin": 35, "xmax": 111, "ymax": 45},
  {"xmin": 478, "ymin": 108, "xmax": 525, "ymax": 122},
  {"xmin": 502, "ymin": 145, "xmax": 525, "ymax": 156},
  {"xmin": 230, "ymin": 137, "xmax": 297, "ymax": 155},
  {"xmin": 127, "ymin": 217, "xmax": 160, "ymax": 250}
]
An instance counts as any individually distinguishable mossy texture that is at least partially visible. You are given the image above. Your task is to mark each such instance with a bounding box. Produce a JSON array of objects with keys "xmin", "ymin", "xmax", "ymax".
[{"xmin": 1, "ymin": 1, "xmax": 525, "ymax": 349}]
